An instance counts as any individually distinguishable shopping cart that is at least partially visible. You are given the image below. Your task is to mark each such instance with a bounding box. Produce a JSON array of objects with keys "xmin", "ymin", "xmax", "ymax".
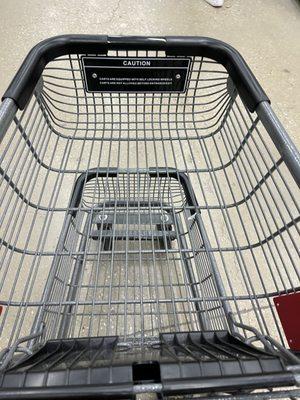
[{"xmin": 0, "ymin": 35, "xmax": 299, "ymax": 399}]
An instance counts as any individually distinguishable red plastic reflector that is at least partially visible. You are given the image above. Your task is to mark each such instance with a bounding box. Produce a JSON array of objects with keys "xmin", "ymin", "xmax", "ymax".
[
  {"xmin": 274, "ymin": 292, "xmax": 300, "ymax": 351},
  {"xmin": 0, "ymin": 306, "xmax": 2, "ymax": 316}
]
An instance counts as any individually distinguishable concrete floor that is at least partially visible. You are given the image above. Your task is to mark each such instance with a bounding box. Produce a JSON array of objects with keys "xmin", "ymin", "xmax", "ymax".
[
  {"xmin": 0, "ymin": 0, "xmax": 299, "ymax": 148},
  {"xmin": 0, "ymin": 0, "xmax": 299, "ymax": 355}
]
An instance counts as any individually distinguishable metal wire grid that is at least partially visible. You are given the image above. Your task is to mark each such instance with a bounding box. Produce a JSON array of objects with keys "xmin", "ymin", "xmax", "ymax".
[
  {"xmin": 38, "ymin": 172, "xmax": 228, "ymax": 345},
  {"xmin": 0, "ymin": 51, "xmax": 299, "ymax": 353}
]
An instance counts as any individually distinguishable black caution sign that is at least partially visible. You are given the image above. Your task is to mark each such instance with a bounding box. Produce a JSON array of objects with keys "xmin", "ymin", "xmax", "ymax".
[{"xmin": 82, "ymin": 57, "xmax": 191, "ymax": 93}]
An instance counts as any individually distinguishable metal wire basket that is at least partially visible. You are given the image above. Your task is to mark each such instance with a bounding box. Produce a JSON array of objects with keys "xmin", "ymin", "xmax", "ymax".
[{"xmin": 0, "ymin": 36, "xmax": 299, "ymax": 399}]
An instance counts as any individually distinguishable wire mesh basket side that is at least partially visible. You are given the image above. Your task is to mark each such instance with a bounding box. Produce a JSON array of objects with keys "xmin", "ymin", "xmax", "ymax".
[{"xmin": 0, "ymin": 50, "xmax": 299, "ymax": 356}]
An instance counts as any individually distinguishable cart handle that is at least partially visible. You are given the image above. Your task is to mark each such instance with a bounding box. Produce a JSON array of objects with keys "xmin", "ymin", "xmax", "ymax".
[{"xmin": 2, "ymin": 35, "xmax": 269, "ymax": 112}]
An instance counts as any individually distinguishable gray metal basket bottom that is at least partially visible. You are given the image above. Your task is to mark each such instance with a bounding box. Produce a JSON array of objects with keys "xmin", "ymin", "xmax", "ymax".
[{"xmin": 36, "ymin": 169, "xmax": 230, "ymax": 345}]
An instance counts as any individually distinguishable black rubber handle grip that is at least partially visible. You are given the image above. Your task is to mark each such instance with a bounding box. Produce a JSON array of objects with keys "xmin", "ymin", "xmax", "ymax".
[{"xmin": 2, "ymin": 35, "xmax": 269, "ymax": 112}]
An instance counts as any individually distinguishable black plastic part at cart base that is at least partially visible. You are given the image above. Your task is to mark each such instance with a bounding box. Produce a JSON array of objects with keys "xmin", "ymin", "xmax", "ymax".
[
  {"xmin": 0, "ymin": 331, "xmax": 296, "ymax": 399},
  {"xmin": 2, "ymin": 35, "xmax": 269, "ymax": 112}
]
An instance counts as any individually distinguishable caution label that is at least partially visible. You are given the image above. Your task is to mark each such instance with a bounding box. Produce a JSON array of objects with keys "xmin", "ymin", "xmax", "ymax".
[{"xmin": 82, "ymin": 56, "xmax": 191, "ymax": 93}]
